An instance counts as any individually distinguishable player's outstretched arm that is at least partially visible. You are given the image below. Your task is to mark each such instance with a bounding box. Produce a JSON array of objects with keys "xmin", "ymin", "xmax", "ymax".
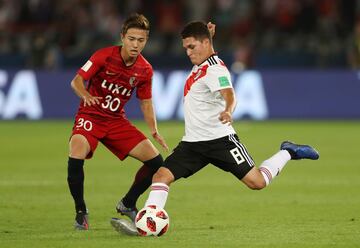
[
  {"xmin": 140, "ymin": 99, "xmax": 169, "ymax": 151},
  {"xmin": 70, "ymin": 74, "xmax": 102, "ymax": 106}
]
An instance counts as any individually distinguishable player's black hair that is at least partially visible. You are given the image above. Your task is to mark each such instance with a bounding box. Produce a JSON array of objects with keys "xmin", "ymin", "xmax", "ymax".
[
  {"xmin": 121, "ymin": 13, "xmax": 150, "ymax": 35},
  {"xmin": 181, "ymin": 21, "xmax": 212, "ymax": 43}
]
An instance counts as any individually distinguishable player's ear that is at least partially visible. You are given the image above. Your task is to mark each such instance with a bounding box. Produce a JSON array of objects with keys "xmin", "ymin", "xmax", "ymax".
[
  {"xmin": 203, "ymin": 38, "xmax": 211, "ymax": 46},
  {"xmin": 120, "ymin": 31, "xmax": 126, "ymax": 42}
]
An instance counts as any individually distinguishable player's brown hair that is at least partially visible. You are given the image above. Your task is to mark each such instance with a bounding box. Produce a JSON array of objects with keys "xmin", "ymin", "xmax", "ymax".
[
  {"xmin": 181, "ymin": 21, "xmax": 212, "ymax": 43},
  {"xmin": 121, "ymin": 13, "xmax": 150, "ymax": 35}
]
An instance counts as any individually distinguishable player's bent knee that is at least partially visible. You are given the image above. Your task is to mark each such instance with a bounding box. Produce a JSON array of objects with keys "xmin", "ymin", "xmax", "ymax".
[
  {"xmin": 246, "ymin": 180, "xmax": 266, "ymax": 190},
  {"xmin": 242, "ymin": 177, "xmax": 266, "ymax": 190},
  {"xmin": 69, "ymin": 134, "xmax": 90, "ymax": 159},
  {"xmin": 152, "ymin": 167, "xmax": 174, "ymax": 185},
  {"xmin": 129, "ymin": 139, "xmax": 160, "ymax": 161},
  {"xmin": 241, "ymin": 167, "xmax": 267, "ymax": 190}
]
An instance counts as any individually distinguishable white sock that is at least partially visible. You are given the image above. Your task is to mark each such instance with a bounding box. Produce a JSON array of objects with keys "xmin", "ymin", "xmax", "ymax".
[
  {"xmin": 259, "ymin": 150, "xmax": 291, "ymax": 186},
  {"xmin": 144, "ymin": 183, "xmax": 169, "ymax": 209}
]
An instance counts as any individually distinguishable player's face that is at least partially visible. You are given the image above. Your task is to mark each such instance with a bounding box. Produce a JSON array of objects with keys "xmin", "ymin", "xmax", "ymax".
[
  {"xmin": 182, "ymin": 37, "xmax": 210, "ymax": 65},
  {"xmin": 121, "ymin": 28, "xmax": 148, "ymax": 58}
]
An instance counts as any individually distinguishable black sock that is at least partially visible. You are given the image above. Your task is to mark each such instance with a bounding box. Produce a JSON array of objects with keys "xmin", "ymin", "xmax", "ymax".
[
  {"xmin": 122, "ymin": 155, "xmax": 164, "ymax": 208},
  {"xmin": 67, "ymin": 157, "xmax": 86, "ymax": 213}
]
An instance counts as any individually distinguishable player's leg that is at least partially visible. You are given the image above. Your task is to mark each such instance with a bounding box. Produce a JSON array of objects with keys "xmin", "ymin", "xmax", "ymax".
[
  {"xmin": 208, "ymin": 134, "xmax": 285, "ymax": 190},
  {"xmin": 68, "ymin": 115, "xmax": 101, "ymax": 230},
  {"xmin": 241, "ymin": 167, "xmax": 267, "ymax": 189},
  {"xmin": 254, "ymin": 141, "xmax": 319, "ymax": 186},
  {"xmin": 143, "ymin": 167, "xmax": 174, "ymax": 209},
  {"xmin": 128, "ymin": 139, "xmax": 159, "ymax": 161},
  {"xmin": 103, "ymin": 121, "xmax": 164, "ymax": 222},
  {"xmin": 145, "ymin": 141, "xmax": 208, "ymax": 209},
  {"xmin": 111, "ymin": 142, "xmax": 207, "ymax": 236},
  {"xmin": 68, "ymin": 134, "xmax": 91, "ymax": 230},
  {"xmin": 225, "ymin": 136, "xmax": 320, "ymax": 188},
  {"xmin": 111, "ymin": 165, "xmax": 175, "ymax": 236},
  {"xmin": 240, "ymin": 147, "xmax": 292, "ymax": 189},
  {"xmin": 116, "ymin": 139, "xmax": 164, "ymax": 221}
]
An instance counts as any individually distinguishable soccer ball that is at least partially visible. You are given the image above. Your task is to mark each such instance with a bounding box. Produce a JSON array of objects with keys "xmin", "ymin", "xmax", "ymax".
[{"xmin": 135, "ymin": 205, "xmax": 169, "ymax": 236}]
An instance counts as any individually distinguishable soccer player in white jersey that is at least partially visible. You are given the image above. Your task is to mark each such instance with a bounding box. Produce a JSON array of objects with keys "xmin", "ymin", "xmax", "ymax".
[{"xmin": 112, "ymin": 21, "xmax": 319, "ymax": 235}]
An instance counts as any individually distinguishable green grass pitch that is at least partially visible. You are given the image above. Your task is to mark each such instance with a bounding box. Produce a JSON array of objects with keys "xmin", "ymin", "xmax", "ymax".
[{"xmin": 0, "ymin": 120, "xmax": 359, "ymax": 248}]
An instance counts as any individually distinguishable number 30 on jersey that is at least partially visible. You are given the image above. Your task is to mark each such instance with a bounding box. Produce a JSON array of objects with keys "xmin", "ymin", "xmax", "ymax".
[{"xmin": 101, "ymin": 95, "xmax": 121, "ymax": 112}]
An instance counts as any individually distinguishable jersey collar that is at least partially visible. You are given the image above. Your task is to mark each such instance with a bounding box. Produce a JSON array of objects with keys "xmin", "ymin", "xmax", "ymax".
[
  {"xmin": 197, "ymin": 53, "xmax": 218, "ymax": 67},
  {"xmin": 119, "ymin": 46, "xmax": 140, "ymax": 68}
]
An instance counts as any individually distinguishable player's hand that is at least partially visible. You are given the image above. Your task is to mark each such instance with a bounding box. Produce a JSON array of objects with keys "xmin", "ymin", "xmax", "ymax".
[
  {"xmin": 82, "ymin": 94, "xmax": 102, "ymax": 107},
  {"xmin": 152, "ymin": 132, "xmax": 169, "ymax": 152},
  {"xmin": 207, "ymin": 22, "xmax": 216, "ymax": 38},
  {"xmin": 219, "ymin": 111, "xmax": 233, "ymax": 125}
]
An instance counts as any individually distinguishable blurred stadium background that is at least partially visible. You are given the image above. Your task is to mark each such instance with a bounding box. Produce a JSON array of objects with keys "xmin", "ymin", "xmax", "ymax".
[
  {"xmin": 1, "ymin": 1, "xmax": 359, "ymax": 248},
  {"xmin": 1, "ymin": 0, "xmax": 360, "ymax": 69},
  {"xmin": 0, "ymin": 0, "xmax": 360, "ymax": 120}
]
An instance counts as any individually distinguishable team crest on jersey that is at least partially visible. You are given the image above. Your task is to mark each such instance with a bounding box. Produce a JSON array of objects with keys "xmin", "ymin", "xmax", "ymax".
[{"xmin": 129, "ymin": 76, "xmax": 136, "ymax": 87}]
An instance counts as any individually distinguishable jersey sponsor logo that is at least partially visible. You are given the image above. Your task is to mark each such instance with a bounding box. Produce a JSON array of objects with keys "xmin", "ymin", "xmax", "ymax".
[
  {"xmin": 81, "ymin": 60, "xmax": 93, "ymax": 72},
  {"xmin": 101, "ymin": 79, "xmax": 132, "ymax": 96},
  {"xmin": 218, "ymin": 76, "xmax": 230, "ymax": 87}
]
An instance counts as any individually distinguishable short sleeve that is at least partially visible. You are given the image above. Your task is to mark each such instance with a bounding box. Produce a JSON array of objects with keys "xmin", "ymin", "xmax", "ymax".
[
  {"xmin": 136, "ymin": 68, "xmax": 153, "ymax": 99},
  {"xmin": 205, "ymin": 66, "xmax": 232, "ymax": 92},
  {"xmin": 77, "ymin": 48, "xmax": 107, "ymax": 80}
]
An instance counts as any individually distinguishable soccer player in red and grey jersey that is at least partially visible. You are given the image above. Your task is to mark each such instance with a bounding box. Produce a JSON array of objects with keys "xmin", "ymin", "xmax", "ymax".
[{"xmin": 67, "ymin": 13, "xmax": 169, "ymax": 230}]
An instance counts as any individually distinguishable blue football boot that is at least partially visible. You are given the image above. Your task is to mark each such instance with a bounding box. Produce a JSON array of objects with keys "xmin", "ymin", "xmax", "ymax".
[{"xmin": 280, "ymin": 141, "xmax": 319, "ymax": 160}]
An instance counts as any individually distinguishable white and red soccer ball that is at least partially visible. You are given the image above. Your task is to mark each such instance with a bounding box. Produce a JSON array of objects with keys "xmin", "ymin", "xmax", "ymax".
[{"xmin": 135, "ymin": 205, "xmax": 169, "ymax": 236}]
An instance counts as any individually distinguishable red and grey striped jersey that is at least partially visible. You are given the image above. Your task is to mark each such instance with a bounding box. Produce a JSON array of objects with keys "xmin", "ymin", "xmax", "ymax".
[{"xmin": 76, "ymin": 46, "xmax": 153, "ymax": 119}]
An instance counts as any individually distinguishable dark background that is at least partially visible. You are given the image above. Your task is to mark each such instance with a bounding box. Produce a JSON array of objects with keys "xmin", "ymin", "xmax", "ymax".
[{"xmin": 1, "ymin": 0, "xmax": 360, "ymax": 70}]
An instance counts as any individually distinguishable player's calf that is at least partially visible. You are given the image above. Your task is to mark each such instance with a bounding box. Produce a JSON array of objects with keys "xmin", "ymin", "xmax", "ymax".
[{"xmin": 241, "ymin": 167, "xmax": 267, "ymax": 190}]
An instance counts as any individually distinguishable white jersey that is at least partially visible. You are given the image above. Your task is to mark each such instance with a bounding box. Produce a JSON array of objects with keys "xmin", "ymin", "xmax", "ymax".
[{"xmin": 182, "ymin": 54, "xmax": 236, "ymax": 142}]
